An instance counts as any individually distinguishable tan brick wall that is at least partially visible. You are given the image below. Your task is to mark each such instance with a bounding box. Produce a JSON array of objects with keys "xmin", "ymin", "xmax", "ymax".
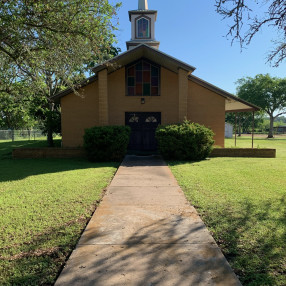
[
  {"xmin": 98, "ymin": 69, "xmax": 109, "ymax": 125},
  {"xmin": 210, "ymin": 148, "xmax": 276, "ymax": 158},
  {"xmin": 60, "ymin": 65, "xmax": 227, "ymax": 148},
  {"xmin": 12, "ymin": 147, "xmax": 276, "ymax": 159},
  {"xmin": 178, "ymin": 68, "xmax": 188, "ymax": 122},
  {"xmin": 108, "ymin": 67, "xmax": 179, "ymax": 125},
  {"xmin": 188, "ymin": 81, "xmax": 225, "ymax": 147},
  {"xmin": 61, "ymin": 81, "xmax": 99, "ymax": 147}
]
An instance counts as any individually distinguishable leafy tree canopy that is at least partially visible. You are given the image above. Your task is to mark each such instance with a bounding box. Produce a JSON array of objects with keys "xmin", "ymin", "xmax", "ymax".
[
  {"xmin": 226, "ymin": 112, "xmax": 264, "ymax": 135},
  {"xmin": 0, "ymin": 0, "xmax": 121, "ymax": 145},
  {"xmin": 236, "ymin": 74, "xmax": 286, "ymax": 137},
  {"xmin": 215, "ymin": 0, "xmax": 286, "ymax": 66},
  {"xmin": 0, "ymin": 81, "xmax": 35, "ymax": 130},
  {"xmin": 0, "ymin": 0, "xmax": 121, "ymax": 93}
]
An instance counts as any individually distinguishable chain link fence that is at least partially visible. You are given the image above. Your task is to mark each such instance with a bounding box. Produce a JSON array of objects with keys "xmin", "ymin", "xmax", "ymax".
[{"xmin": 0, "ymin": 130, "xmax": 45, "ymax": 141}]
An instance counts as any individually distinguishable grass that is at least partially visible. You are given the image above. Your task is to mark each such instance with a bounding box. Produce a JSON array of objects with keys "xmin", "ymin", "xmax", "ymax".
[
  {"xmin": 170, "ymin": 136, "xmax": 286, "ymax": 286},
  {"xmin": 0, "ymin": 139, "xmax": 62, "ymax": 159},
  {"xmin": 0, "ymin": 140, "xmax": 119, "ymax": 285}
]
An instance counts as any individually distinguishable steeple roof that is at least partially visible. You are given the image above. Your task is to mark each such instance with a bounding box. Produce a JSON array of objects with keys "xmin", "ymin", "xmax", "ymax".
[{"xmin": 138, "ymin": 0, "xmax": 148, "ymax": 10}]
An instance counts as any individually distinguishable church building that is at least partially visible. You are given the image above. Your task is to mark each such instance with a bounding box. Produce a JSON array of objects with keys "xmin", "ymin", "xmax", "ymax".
[{"xmin": 54, "ymin": 0, "xmax": 258, "ymax": 150}]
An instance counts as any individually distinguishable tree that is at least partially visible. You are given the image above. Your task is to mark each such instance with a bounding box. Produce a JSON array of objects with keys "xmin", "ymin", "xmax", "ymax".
[
  {"xmin": 0, "ymin": 82, "xmax": 35, "ymax": 130},
  {"xmin": 226, "ymin": 112, "xmax": 264, "ymax": 135},
  {"xmin": 0, "ymin": 0, "xmax": 121, "ymax": 146},
  {"xmin": 215, "ymin": 0, "xmax": 286, "ymax": 66},
  {"xmin": 236, "ymin": 74, "xmax": 286, "ymax": 138}
]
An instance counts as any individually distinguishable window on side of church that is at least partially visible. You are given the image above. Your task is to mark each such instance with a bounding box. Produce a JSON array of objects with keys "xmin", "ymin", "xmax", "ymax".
[
  {"xmin": 127, "ymin": 60, "xmax": 160, "ymax": 96},
  {"xmin": 136, "ymin": 17, "xmax": 150, "ymax": 39}
]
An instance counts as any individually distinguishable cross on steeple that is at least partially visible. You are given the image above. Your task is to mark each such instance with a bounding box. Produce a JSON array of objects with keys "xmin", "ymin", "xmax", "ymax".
[{"xmin": 138, "ymin": 0, "xmax": 148, "ymax": 10}]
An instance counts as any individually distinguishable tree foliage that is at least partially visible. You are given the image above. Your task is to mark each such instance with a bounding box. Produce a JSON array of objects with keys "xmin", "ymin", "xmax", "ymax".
[
  {"xmin": 0, "ymin": 0, "xmax": 121, "ymax": 145},
  {"xmin": 226, "ymin": 112, "xmax": 264, "ymax": 135},
  {"xmin": 84, "ymin": 126, "xmax": 131, "ymax": 162},
  {"xmin": 215, "ymin": 0, "xmax": 286, "ymax": 66},
  {"xmin": 156, "ymin": 121, "xmax": 214, "ymax": 161},
  {"xmin": 0, "ymin": 0, "xmax": 121, "ymax": 92},
  {"xmin": 236, "ymin": 74, "xmax": 286, "ymax": 137},
  {"xmin": 0, "ymin": 82, "xmax": 35, "ymax": 129},
  {"xmin": 0, "ymin": 0, "xmax": 120, "ymax": 76}
]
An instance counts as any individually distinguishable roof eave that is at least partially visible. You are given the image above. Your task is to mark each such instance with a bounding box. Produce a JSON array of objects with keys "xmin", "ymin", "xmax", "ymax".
[
  {"xmin": 51, "ymin": 75, "xmax": 98, "ymax": 101},
  {"xmin": 226, "ymin": 108, "xmax": 258, "ymax": 113},
  {"xmin": 189, "ymin": 74, "xmax": 260, "ymax": 112},
  {"xmin": 92, "ymin": 44, "xmax": 196, "ymax": 75},
  {"xmin": 128, "ymin": 10, "xmax": 158, "ymax": 21}
]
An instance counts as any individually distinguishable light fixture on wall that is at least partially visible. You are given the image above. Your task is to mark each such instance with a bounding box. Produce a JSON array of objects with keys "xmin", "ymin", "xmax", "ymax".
[{"xmin": 141, "ymin": 98, "xmax": 145, "ymax": 104}]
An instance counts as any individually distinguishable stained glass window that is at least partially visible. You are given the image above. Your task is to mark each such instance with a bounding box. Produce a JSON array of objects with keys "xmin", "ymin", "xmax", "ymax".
[
  {"xmin": 127, "ymin": 60, "xmax": 160, "ymax": 96},
  {"xmin": 136, "ymin": 17, "xmax": 150, "ymax": 39}
]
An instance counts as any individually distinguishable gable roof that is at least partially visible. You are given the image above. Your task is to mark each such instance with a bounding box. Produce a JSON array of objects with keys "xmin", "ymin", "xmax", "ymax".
[
  {"xmin": 52, "ymin": 45, "xmax": 260, "ymax": 113},
  {"xmin": 92, "ymin": 44, "xmax": 196, "ymax": 75},
  {"xmin": 189, "ymin": 75, "xmax": 260, "ymax": 112},
  {"xmin": 52, "ymin": 45, "xmax": 196, "ymax": 101}
]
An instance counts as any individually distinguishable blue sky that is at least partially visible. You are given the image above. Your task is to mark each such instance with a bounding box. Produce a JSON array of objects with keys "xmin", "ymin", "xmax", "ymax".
[{"xmin": 113, "ymin": 0, "xmax": 286, "ymax": 95}]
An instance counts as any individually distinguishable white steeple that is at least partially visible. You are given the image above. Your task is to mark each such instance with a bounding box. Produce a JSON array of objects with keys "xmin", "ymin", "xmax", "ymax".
[
  {"xmin": 138, "ymin": 0, "xmax": 148, "ymax": 10},
  {"xmin": 127, "ymin": 0, "xmax": 160, "ymax": 50}
]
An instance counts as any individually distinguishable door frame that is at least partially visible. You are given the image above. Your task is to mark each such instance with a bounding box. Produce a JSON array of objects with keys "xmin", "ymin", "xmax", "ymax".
[{"xmin": 125, "ymin": 112, "xmax": 161, "ymax": 151}]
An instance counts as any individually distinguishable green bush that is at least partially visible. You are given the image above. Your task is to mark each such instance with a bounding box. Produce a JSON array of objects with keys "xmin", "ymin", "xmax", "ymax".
[
  {"xmin": 156, "ymin": 121, "xmax": 214, "ymax": 160},
  {"xmin": 84, "ymin": 126, "xmax": 131, "ymax": 162}
]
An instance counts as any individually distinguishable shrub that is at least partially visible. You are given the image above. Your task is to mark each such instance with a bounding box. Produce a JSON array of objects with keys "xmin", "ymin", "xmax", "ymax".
[
  {"xmin": 156, "ymin": 121, "xmax": 214, "ymax": 160},
  {"xmin": 84, "ymin": 126, "xmax": 131, "ymax": 162}
]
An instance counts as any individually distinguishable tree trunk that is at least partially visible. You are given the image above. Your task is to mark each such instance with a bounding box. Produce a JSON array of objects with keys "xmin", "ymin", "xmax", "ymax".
[
  {"xmin": 268, "ymin": 115, "xmax": 274, "ymax": 138},
  {"xmin": 47, "ymin": 123, "xmax": 54, "ymax": 147},
  {"xmin": 47, "ymin": 102, "xmax": 54, "ymax": 147}
]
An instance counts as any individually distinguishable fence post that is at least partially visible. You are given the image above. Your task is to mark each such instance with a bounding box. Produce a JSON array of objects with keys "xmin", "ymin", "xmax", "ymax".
[
  {"xmin": 252, "ymin": 111, "xmax": 255, "ymax": 149},
  {"xmin": 235, "ymin": 114, "xmax": 237, "ymax": 147}
]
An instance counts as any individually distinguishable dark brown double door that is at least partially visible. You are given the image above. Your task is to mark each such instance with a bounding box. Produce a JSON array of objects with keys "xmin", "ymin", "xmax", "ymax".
[{"xmin": 125, "ymin": 112, "xmax": 161, "ymax": 151}]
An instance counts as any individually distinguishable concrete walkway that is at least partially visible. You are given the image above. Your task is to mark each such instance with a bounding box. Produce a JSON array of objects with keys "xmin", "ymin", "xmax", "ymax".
[{"xmin": 55, "ymin": 155, "xmax": 241, "ymax": 286}]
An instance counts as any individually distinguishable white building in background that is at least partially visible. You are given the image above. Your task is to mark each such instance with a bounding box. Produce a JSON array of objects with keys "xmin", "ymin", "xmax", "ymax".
[{"xmin": 225, "ymin": 123, "xmax": 233, "ymax": 138}]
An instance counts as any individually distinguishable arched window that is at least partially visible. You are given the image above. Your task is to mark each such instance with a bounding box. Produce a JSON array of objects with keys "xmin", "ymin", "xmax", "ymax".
[
  {"xmin": 136, "ymin": 17, "xmax": 150, "ymax": 39},
  {"xmin": 145, "ymin": 116, "xmax": 157, "ymax": 123},
  {"xmin": 127, "ymin": 59, "xmax": 160, "ymax": 96},
  {"xmin": 129, "ymin": 115, "xmax": 139, "ymax": 123}
]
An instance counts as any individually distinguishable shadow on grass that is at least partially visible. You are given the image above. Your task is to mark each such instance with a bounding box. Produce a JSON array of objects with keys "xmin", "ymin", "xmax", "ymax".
[
  {"xmin": 4, "ymin": 197, "xmax": 285, "ymax": 285},
  {"xmin": 0, "ymin": 140, "xmax": 119, "ymax": 183},
  {"xmin": 194, "ymin": 196, "xmax": 286, "ymax": 285},
  {"xmin": 1, "ymin": 215, "xmax": 92, "ymax": 286},
  {"xmin": 168, "ymin": 159, "xmax": 286, "ymax": 285}
]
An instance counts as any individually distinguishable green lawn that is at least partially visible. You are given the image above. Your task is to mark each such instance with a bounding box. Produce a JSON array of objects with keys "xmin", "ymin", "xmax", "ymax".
[
  {"xmin": 0, "ymin": 140, "xmax": 118, "ymax": 285},
  {"xmin": 170, "ymin": 136, "xmax": 286, "ymax": 286}
]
